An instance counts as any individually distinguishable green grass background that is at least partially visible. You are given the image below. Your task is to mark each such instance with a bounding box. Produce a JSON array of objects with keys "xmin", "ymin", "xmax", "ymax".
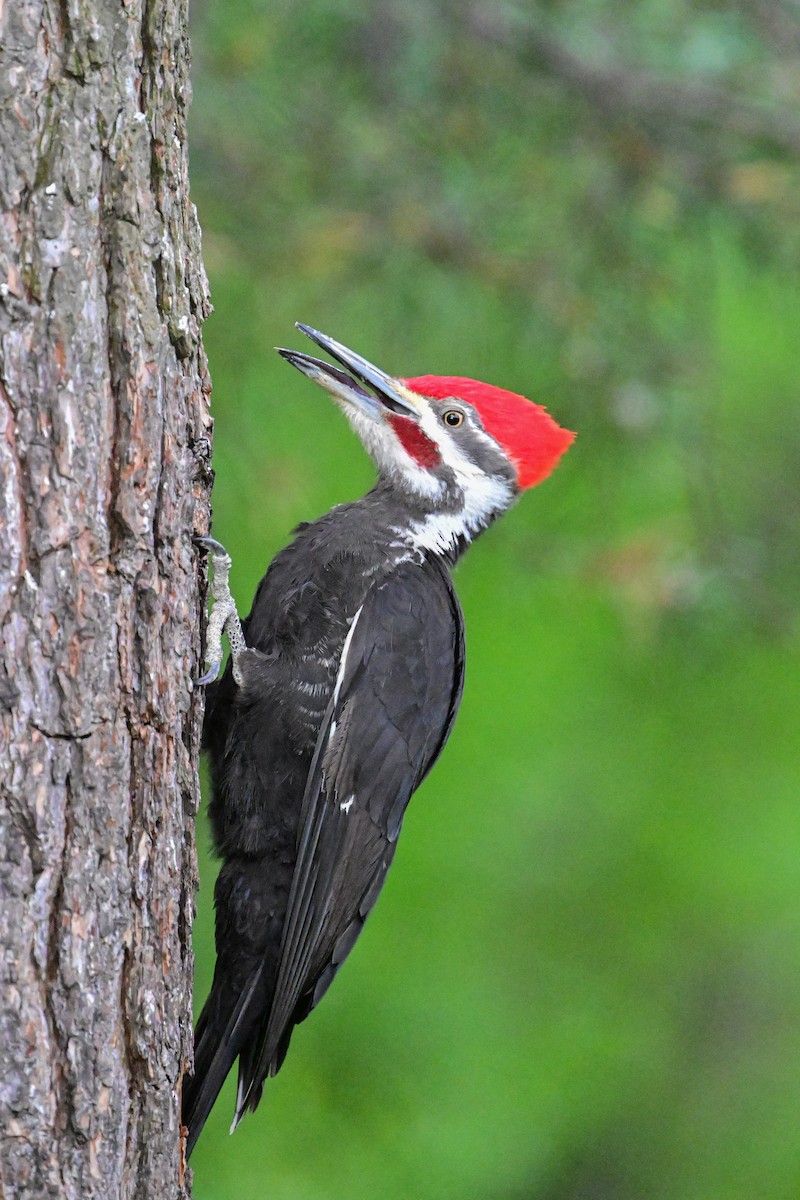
[{"xmin": 187, "ymin": 3, "xmax": 800, "ymax": 1196}]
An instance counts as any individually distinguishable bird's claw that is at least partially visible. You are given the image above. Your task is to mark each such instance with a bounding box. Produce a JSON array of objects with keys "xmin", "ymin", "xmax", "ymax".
[
  {"xmin": 193, "ymin": 534, "xmax": 230, "ymax": 560},
  {"xmin": 193, "ymin": 534, "xmax": 247, "ymax": 687},
  {"xmin": 192, "ymin": 659, "xmax": 222, "ymax": 687}
]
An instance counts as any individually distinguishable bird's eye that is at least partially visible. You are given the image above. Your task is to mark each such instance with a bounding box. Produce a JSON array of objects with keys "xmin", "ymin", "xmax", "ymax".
[{"xmin": 443, "ymin": 409, "xmax": 464, "ymax": 428}]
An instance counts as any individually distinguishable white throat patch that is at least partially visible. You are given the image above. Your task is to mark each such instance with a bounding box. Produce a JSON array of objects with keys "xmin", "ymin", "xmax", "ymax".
[{"xmin": 343, "ymin": 406, "xmax": 445, "ymax": 500}]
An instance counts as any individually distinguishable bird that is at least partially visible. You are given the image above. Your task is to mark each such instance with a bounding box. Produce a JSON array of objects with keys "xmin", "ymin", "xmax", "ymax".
[{"xmin": 183, "ymin": 323, "xmax": 574, "ymax": 1155}]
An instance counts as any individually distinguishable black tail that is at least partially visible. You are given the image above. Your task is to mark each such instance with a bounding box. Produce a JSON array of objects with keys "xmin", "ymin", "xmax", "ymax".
[{"xmin": 182, "ymin": 966, "xmax": 265, "ymax": 1157}]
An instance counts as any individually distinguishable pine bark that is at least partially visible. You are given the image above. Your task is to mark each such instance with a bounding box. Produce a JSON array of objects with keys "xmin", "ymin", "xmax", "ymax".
[{"xmin": 0, "ymin": 1, "xmax": 211, "ymax": 1197}]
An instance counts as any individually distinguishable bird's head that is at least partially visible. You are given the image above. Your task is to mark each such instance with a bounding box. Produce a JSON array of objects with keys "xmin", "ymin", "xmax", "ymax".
[{"xmin": 278, "ymin": 324, "xmax": 575, "ymax": 549}]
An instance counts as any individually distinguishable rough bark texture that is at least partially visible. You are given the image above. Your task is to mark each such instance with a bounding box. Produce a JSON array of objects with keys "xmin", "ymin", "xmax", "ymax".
[{"xmin": 0, "ymin": 1, "xmax": 212, "ymax": 1197}]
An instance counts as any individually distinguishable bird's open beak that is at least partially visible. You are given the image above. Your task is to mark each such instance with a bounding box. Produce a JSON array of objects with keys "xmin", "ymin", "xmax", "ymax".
[{"xmin": 277, "ymin": 324, "xmax": 420, "ymax": 421}]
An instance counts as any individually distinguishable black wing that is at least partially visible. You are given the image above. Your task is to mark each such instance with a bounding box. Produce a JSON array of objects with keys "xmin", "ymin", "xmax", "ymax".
[{"xmin": 236, "ymin": 554, "xmax": 465, "ymax": 1117}]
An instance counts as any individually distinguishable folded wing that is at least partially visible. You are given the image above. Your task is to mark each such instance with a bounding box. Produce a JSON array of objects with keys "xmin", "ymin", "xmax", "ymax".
[{"xmin": 235, "ymin": 554, "xmax": 465, "ymax": 1117}]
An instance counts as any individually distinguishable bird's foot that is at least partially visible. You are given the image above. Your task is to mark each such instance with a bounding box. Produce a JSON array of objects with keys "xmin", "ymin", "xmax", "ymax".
[{"xmin": 193, "ymin": 536, "xmax": 247, "ymax": 687}]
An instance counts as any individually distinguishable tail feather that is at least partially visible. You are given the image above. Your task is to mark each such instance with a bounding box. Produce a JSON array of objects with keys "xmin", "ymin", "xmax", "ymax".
[
  {"xmin": 183, "ymin": 966, "xmax": 265, "ymax": 1157},
  {"xmin": 235, "ymin": 993, "xmax": 307, "ymax": 1118}
]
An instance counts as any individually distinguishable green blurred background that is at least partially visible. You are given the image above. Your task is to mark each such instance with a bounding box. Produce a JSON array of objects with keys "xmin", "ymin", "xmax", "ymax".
[{"xmin": 187, "ymin": 3, "xmax": 800, "ymax": 1196}]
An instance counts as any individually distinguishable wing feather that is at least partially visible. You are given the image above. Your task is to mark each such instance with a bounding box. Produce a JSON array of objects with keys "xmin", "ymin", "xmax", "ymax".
[{"xmin": 237, "ymin": 556, "xmax": 464, "ymax": 1114}]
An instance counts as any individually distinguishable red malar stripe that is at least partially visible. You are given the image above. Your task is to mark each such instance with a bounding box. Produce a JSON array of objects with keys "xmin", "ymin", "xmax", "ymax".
[{"xmin": 388, "ymin": 415, "xmax": 441, "ymax": 468}]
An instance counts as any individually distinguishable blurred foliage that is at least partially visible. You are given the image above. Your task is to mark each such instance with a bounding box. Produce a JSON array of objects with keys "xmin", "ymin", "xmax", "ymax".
[{"xmin": 187, "ymin": 2, "xmax": 800, "ymax": 1197}]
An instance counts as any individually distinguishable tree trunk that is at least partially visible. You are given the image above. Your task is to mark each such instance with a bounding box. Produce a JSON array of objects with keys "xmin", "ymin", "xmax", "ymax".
[{"xmin": 0, "ymin": 2, "xmax": 211, "ymax": 1197}]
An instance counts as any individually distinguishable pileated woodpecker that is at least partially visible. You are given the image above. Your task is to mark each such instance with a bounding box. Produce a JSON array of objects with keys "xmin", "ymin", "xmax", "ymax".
[{"xmin": 185, "ymin": 324, "xmax": 574, "ymax": 1155}]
